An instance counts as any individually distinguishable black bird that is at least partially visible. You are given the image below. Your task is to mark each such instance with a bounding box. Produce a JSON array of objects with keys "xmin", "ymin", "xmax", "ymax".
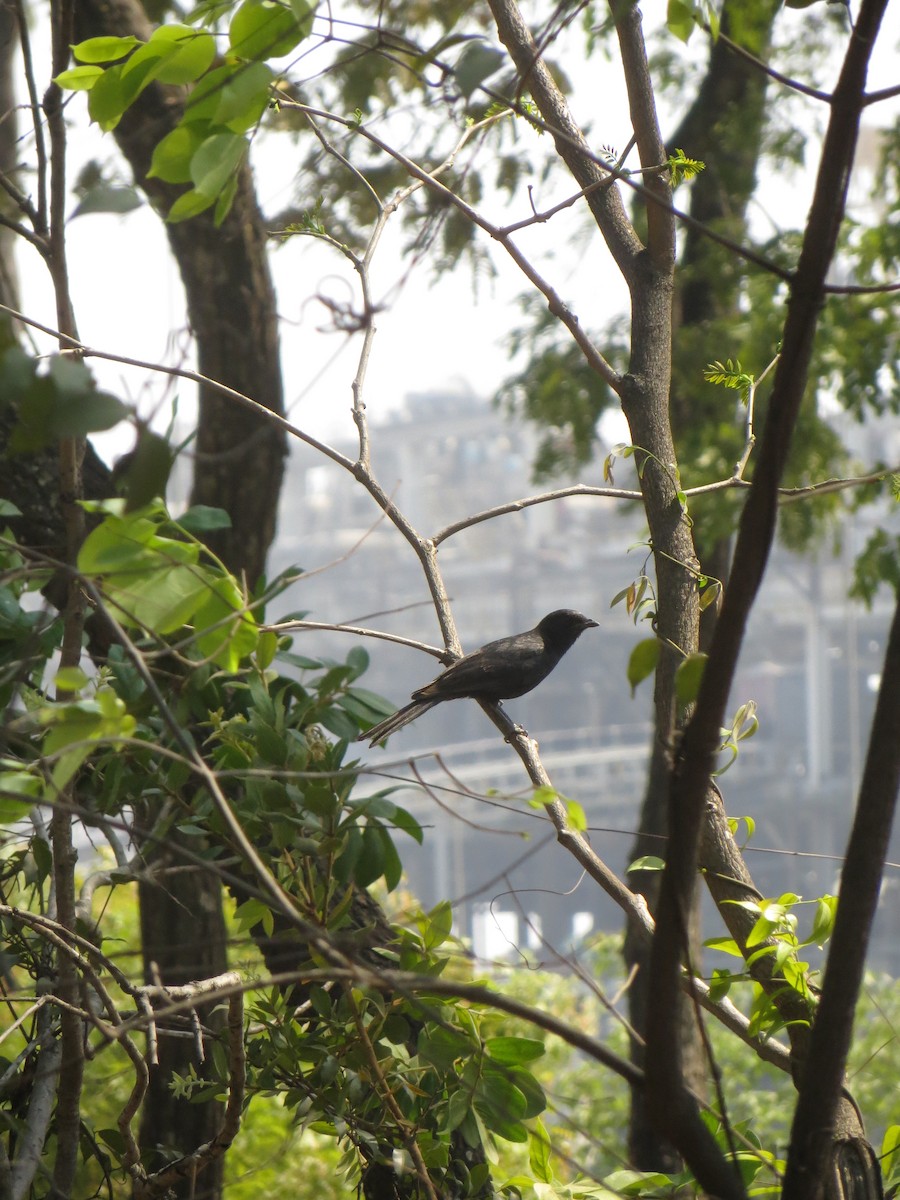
[{"xmin": 360, "ymin": 609, "xmax": 598, "ymax": 747}]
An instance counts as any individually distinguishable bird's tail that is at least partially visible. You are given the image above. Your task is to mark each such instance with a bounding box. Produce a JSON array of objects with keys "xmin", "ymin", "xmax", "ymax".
[{"xmin": 359, "ymin": 699, "xmax": 437, "ymax": 747}]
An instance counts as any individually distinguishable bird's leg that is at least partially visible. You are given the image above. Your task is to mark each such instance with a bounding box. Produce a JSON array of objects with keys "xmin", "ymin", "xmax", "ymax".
[{"xmin": 494, "ymin": 702, "xmax": 528, "ymax": 741}]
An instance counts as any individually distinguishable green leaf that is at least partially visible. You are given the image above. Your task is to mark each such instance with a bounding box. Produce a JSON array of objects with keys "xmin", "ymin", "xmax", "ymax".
[
  {"xmin": 565, "ymin": 797, "xmax": 587, "ymax": 831},
  {"xmin": 255, "ymin": 630, "xmax": 278, "ymax": 670},
  {"xmin": 708, "ymin": 968, "xmax": 734, "ymax": 1001},
  {"xmin": 54, "ymin": 666, "xmax": 89, "ymax": 692},
  {"xmin": 213, "ymin": 172, "xmax": 240, "ymax": 225},
  {"xmin": 229, "ymin": 0, "xmax": 311, "ymax": 60},
  {"xmin": 881, "ymin": 1126, "xmax": 900, "ymax": 1185},
  {"xmin": 190, "ymin": 132, "xmax": 247, "ymax": 198},
  {"xmin": 675, "ymin": 652, "xmax": 707, "ymax": 706},
  {"xmin": 455, "ymin": 42, "xmax": 505, "ymax": 98},
  {"xmin": 417, "ymin": 1024, "xmax": 475, "ymax": 1070},
  {"xmin": 121, "ymin": 564, "xmax": 212, "ymax": 634},
  {"xmin": 39, "ymin": 693, "xmax": 136, "ymax": 791},
  {"xmin": 9, "ymin": 359, "xmax": 128, "ymax": 451},
  {"xmin": 78, "ymin": 509, "xmax": 164, "ymax": 573},
  {"xmin": 627, "ymin": 637, "xmax": 660, "ymax": 694},
  {"xmin": 71, "ymin": 35, "xmax": 140, "ymax": 62},
  {"xmin": 119, "ymin": 430, "xmax": 174, "ymax": 511},
  {"xmin": 443, "ymin": 1088, "xmax": 471, "ymax": 1134},
  {"xmin": 807, "ymin": 894, "xmax": 837, "ymax": 947},
  {"xmin": 177, "ymin": 505, "xmax": 232, "ymax": 533},
  {"xmin": 214, "ymin": 61, "xmax": 274, "ymax": 131},
  {"xmin": 704, "ymin": 936, "xmax": 743, "ymax": 957},
  {"xmin": 97, "ymin": 1127, "xmax": 128, "ymax": 1158},
  {"xmin": 55, "ymin": 64, "xmax": 105, "ymax": 91},
  {"xmin": 0, "ymin": 769, "xmax": 41, "ymax": 822},
  {"xmin": 346, "ymin": 644, "xmax": 369, "ymax": 677},
  {"xmin": 167, "ymin": 187, "xmax": 216, "ymax": 223},
  {"xmin": 746, "ymin": 915, "xmax": 777, "ymax": 948},
  {"xmin": 233, "ymin": 897, "xmax": 274, "ymax": 937},
  {"xmin": 421, "ymin": 900, "xmax": 453, "ymax": 950},
  {"xmin": 252, "ymin": 633, "xmax": 277, "ymax": 672},
  {"xmin": 71, "ymin": 183, "xmax": 142, "ymax": 217},
  {"xmin": 147, "ymin": 25, "xmax": 216, "ymax": 84},
  {"xmin": 475, "ymin": 1068, "xmax": 530, "ymax": 1140},
  {"xmin": 342, "ymin": 687, "xmax": 394, "ymax": 720},
  {"xmin": 666, "ymin": 0, "xmax": 697, "ymax": 41},
  {"xmin": 628, "ymin": 854, "xmax": 665, "ymax": 873},
  {"xmin": 184, "ymin": 64, "xmax": 234, "ymax": 122},
  {"xmin": 605, "ymin": 1169, "xmax": 674, "ymax": 1194},
  {"xmin": 148, "ymin": 125, "xmax": 208, "ymax": 184},
  {"xmin": 699, "ymin": 579, "xmax": 721, "ymax": 612},
  {"xmin": 531, "ymin": 784, "xmax": 559, "ymax": 808},
  {"xmin": 528, "ymin": 1119, "xmax": 553, "ymax": 1184},
  {"xmin": 87, "ymin": 64, "xmax": 127, "ymax": 131},
  {"xmin": 193, "ymin": 575, "xmax": 258, "ymax": 670},
  {"xmin": 485, "ymin": 1036, "xmax": 545, "ymax": 1066}
]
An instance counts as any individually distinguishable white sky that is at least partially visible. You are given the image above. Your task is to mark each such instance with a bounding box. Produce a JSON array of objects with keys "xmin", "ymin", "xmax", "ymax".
[{"xmin": 16, "ymin": 5, "xmax": 900, "ymax": 462}]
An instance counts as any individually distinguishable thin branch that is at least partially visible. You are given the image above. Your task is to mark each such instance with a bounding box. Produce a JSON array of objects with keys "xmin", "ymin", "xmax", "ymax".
[
  {"xmin": 716, "ymin": 28, "xmax": 833, "ymax": 104},
  {"xmin": 500, "ymin": 173, "xmax": 619, "ymax": 235},
  {"xmin": 775, "ymin": 465, "xmax": 896, "ymax": 503},
  {"xmin": 0, "ymin": 301, "xmax": 357, "ymax": 473},
  {"xmin": 613, "ymin": 0, "xmax": 674, "ymax": 266},
  {"xmin": 11, "ymin": 0, "xmax": 49, "ymax": 232},
  {"xmin": 822, "ymin": 277, "xmax": 900, "ymax": 294},
  {"xmin": 0, "ymin": 201, "xmax": 46, "ymax": 251},
  {"xmin": 470, "ymin": 84, "xmax": 794, "ymax": 283},
  {"xmin": 270, "ymin": 619, "xmax": 447, "ymax": 659},
  {"xmin": 431, "ymin": 463, "xmax": 895, "ymax": 545},
  {"xmin": 862, "ymin": 81, "xmax": 900, "ymax": 105},
  {"xmin": 433, "ymin": 483, "xmax": 643, "ymax": 544},
  {"xmin": 732, "ymin": 353, "xmax": 777, "ymax": 481},
  {"xmin": 284, "ymin": 103, "xmax": 623, "ymax": 393}
]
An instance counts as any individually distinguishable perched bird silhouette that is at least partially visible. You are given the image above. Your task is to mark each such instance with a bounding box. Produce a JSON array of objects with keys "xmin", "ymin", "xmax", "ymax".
[{"xmin": 360, "ymin": 609, "xmax": 598, "ymax": 747}]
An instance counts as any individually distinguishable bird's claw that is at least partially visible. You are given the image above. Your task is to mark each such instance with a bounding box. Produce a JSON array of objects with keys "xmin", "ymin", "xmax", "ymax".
[{"xmin": 505, "ymin": 722, "xmax": 528, "ymax": 743}]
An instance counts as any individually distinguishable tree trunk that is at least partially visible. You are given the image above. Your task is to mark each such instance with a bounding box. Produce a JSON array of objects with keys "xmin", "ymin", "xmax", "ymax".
[
  {"xmin": 68, "ymin": 3, "xmax": 288, "ymax": 1193},
  {"xmin": 139, "ymin": 862, "xmax": 229, "ymax": 1200},
  {"xmin": 624, "ymin": 0, "xmax": 780, "ymax": 1168}
]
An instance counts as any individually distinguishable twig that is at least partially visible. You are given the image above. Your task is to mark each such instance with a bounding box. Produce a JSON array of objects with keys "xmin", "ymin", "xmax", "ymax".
[
  {"xmin": 270, "ymin": 619, "xmax": 447, "ymax": 659},
  {"xmin": 11, "ymin": 0, "xmax": 48, "ymax": 232},
  {"xmin": 0, "ymin": 301, "xmax": 357, "ymax": 474},
  {"xmin": 346, "ymin": 988, "xmax": 440, "ymax": 1200},
  {"xmin": 733, "ymin": 353, "xmax": 778, "ymax": 482},
  {"xmin": 715, "ymin": 28, "xmax": 832, "ymax": 104},
  {"xmin": 283, "ymin": 102, "xmax": 623, "ymax": 393}
]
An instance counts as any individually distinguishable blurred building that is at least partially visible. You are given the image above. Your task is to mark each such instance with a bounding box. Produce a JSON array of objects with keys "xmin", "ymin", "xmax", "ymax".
[{"xmin": 272, "ymin": 389, "xmax": 899, "ymax": 970}]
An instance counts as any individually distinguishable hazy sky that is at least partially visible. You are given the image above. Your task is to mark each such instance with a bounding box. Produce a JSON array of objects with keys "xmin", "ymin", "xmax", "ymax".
[{"xmin": 16, "ymin": 6, "xmax": 900, "ymax": 465}]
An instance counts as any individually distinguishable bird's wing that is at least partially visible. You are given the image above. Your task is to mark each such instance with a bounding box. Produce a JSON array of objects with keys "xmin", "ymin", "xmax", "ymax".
[{"xmin": 415, "ymin": 634, "xmax": 548, "ymax": 701}]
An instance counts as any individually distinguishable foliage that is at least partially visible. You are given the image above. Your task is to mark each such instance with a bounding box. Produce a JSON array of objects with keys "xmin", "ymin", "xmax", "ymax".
[{"xmin": 4, "ymin": 0, "xmax": 900, "ymax": 1197}]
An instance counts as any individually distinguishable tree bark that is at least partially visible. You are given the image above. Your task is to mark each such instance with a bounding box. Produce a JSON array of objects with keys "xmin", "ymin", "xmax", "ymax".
[
  {"xmin": 73, "ymin": 0, "xmax": 287, "ymax": 586},
  {"xmin": 67, "ymin": 4, "xmax": 287, "ymax": 1194},
  {"xmin": 625, "ymin": 1, "xmax": 780, "ymax": 1167},
  {"xmin": 139, "ymin": 862, "xmax": 230, "ymax": 1199}
]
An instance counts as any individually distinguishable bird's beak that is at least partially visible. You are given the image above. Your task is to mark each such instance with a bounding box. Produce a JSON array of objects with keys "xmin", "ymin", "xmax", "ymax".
[{"xmin": 583, "ymin": 617, "xmax": 599, "ymax": 628}]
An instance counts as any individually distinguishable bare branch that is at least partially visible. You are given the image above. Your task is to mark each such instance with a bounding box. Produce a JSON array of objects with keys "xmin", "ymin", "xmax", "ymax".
[
  {"xmin": 283, "ymin": 104, "xmax": 623, "ymax": 392},
  {"xmin": 715, "ymin": 28, "xmax": 833, "ymax": 103}
]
